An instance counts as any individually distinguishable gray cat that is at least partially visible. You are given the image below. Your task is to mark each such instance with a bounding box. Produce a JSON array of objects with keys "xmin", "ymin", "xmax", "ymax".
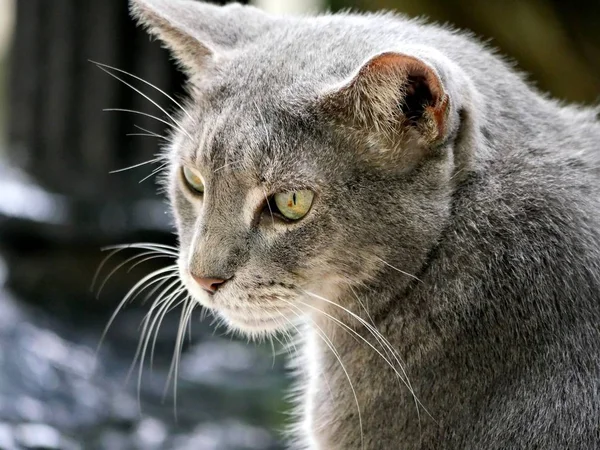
[{"xmin": 127, "ymin": 0, "xmax": 600, "ymax": 448}]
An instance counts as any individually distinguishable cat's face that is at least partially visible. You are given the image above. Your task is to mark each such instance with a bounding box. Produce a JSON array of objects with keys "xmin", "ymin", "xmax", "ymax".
[
  {"xmin": 167, "ymin": 89, "xmax": 384, "ymax": 334},
  {"xmin": 132, "ymin": 0, "xmax": 463, "ymax": 336}
]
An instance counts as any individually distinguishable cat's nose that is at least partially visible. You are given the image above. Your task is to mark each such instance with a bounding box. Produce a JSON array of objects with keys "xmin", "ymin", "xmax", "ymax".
[{"xmin": 191, "ymin": 274, "xmax": 227, "ymax": 294}]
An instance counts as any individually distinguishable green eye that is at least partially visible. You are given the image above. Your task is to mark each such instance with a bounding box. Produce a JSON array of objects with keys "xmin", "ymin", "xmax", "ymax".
[
  {"xmin": 182, "ymin": 166, "xmax": 205, "ymax": 194},
  {"xmin": 273, "ymin": 190, "xmax": 314, "ymax": 220}
]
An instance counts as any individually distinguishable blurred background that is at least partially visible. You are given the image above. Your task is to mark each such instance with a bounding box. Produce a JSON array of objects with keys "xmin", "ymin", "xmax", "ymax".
[{"xmin": 0, "ymin": 0, "xmax": 597, "ymax": 449}]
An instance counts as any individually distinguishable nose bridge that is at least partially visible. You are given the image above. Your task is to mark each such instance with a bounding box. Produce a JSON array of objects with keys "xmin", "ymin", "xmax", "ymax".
[{"xmin": 189, "ymin": 189, "xmax": 245, "ymax": 279}]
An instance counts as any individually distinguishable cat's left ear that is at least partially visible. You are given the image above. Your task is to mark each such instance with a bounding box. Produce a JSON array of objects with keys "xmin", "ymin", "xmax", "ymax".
[
  {"xmin": 130, "ymin": 0, "xmax": 270, "ymax": 78},
  {"xmin": 320, "ymin": 50, "xmax": 465, "ymax": 152}
]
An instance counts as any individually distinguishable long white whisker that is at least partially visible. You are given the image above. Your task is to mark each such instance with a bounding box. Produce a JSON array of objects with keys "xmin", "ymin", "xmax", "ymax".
[
  {"xmin": 103, "ymin": 108, "xmax": 183, "ymax": 136},
  {"xmin": 213, "ymin": 160, "xmax": 242, "ymax": 173},
  {"xmin": 95, "ymin": 250, "xmax": 172, "ymax": 298},
  {"xmin": 92, "ymin": 247, "xmax": 125, "ymax": 292},
  {"xmin": 273, "ymin": 312, "xmax": 301, "ymax": 356},
  {"xmin": 126, "ymin": 254, "xmax": 176, "ymax": 273},
  {"xmin": 150, "ymin": 290, "xmax": 186, "ymax": 368},
  {"xmin": 347, "ymin": 285, "xmax": 418, "ymax": 401},
  {"xmin": 166, "ymin": 298, "xmax": 195, "ymax": 420},
  {"xmin": 96, "ymin": 265, "xmax": 178, "ymax": 356},
  {"xmin": 262, "ymin": 188, "xmax": 274, "ymax": 227},
  {"xmin": 126, "ymin": 132, "xmax": 169, "ymax": 141},
  {"xmin": 129, "ymin": 284, "xmax": 178, "ymax": 388},
  {"xmin": 297, "ymin": 298, "xmax": 416, "ymax": 396},
  {"xmin": 102, "ymin": 242, "xmax": 179, "ymax": 256},
  {"xmin": 133, "ymin": 124, "xmax": 168, "ymax": 139},
  {"xmin": 303, "ymin": 290, "xmax": 434, "ymax": 423},
  {"xmin": 139, "ymin": 162, "xmax": 169, "ymax": 184},
  {"xmin": 95, "ymin": 64, "xmax": 192, "ymax": 140},
  {"xmin": 268, "ymin": 335, "xmax": 276, "ymax": 369},
  {"xmin": 282, "ymin": 301, "xmax": 364, "ymax": 450},
  {"xmin": 253, "ymin": 99, "xmax": 271, "ymax": 148},
  {"xmin": 93, "ymin": 240, "xmax": 177, "ymax": 293},
  {"xmin": 136, "ymin": 273, "xmax": 179, "ymax": 306},
  {"xmin": 109, "ymin": 157, "xmax": 162, "ymax": 174},
  {"xmin": 91, "ymin": 60, "xmax": 194, "ymax": 121},
  {"xmin": 133, "ymin": 284, "xmax": 185, "ymax": 409},
  {"xmin": 349, "ymin": 285, "xmax": 375, "ymax": 326},
  {"xmin": 375, "ymin": 256, "xmax": 423, "ymax": 283}
]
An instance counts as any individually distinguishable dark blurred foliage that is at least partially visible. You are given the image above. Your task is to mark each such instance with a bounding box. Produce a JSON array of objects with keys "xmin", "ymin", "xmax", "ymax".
[{"xmin": 332, "ymin": 0, "xmax": 600, "ymax": 104}]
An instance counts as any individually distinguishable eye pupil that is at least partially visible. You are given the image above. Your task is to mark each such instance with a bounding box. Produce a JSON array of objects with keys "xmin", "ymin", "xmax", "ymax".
[{"xmin": 272, "ymin": 190, "xmax": 314, "ymax": 222}]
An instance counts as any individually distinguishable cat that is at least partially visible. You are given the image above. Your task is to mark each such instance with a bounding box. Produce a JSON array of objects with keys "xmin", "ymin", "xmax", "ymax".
[{"xmin": 127, "ymin": 0, "xmax": 600, "ymax": 448}]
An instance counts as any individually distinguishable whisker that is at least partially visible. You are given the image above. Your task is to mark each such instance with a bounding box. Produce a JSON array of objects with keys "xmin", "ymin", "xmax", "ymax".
[
  {"xmin": 272, "ymin": 332, "xmax": 293, "ymax": 357},
  {"xmin": 298, "ymin": 299, "xmax": 410, "ymax": 388},
  {"xmin": 199, "ymin": 306, "xmax": 210, "ymax": 323},
  {"xmin": 102, "ymin": 242, "xmax": 179, "ymax": 255},
  {"xmin": 262, "ymin": 188, "xmax": 275, "ymax": 227},
  {"xmin": 166, "ymin": 298, "xmax": 195, "ymax": 420},
  {"xmin": 187, "ymin": 309, "xmax": 193, "ymax": 344},
  {"xmin": 375, "ymin": 256, "xmax": 423, "ymax": 283},
  {"xmin": 92, "ymin": 240, "xmax": 176, "ymax": 293},
  {"xmin": 133, "ymin": 285, "xmax": 186, "ymax": 407},
  {"xmin": 95, "ymin": 250, "xmax": 172, "ymax": 298},
  {"xmin": 126, "ymin": 132, "xmax": 169, "ymax": 141},
  {"xmin": 253, "ymin": 99, "xmax": 271, "ymax": 148},
  {"xmin": 110, "ymin": 157, "xmax": 162, "ymax": 174},
  {"xmin": 137, "ymin": 272, "xmax": 179, "ymax": 306},
  {"xmin": 139, "ymin": 162, "xmax": 169, "ymax": 184},
  {"xmin": 91, "ymin": 60, "xmax": 194, "ymax": 121},
  {"xmin": 148, "ymin": 287, "xmax": 185, "ymax": 353},
  {"xmin": 349, "ymin": 285, "xmax": 375, "ymax": 326},
  {"xmin": 129, "ymin": 285, "xmax": 177, "ymax": 386},
  {"xmin": 92, "ymin": 247, "xmax": 125, "ymax": 292},
  {"xmin": 269, "ymin": 335, "xmax": 276, "ymax": 369},
  {"xmin": 150, "ymin": 291, "xmax": 187, "ymax": 368},
  {"xmin": 133, "ymin": 124, "xmax": 168, "ymax": 140},
  {"xmin": 213, "ymin": 160, "xmax": 243, "ymax": 174},
  {"xmin": 96, "ymin": 265, "xmax": 178, "ymax": 357},
  {"xmin": 272, "ymin": 314, "xmax": 300, "ymax": 356},
  {"xmin": 95, "ymin": 64, "xmax": 193, "ymax": 140},
  {"xmin": 347, "ymin": 285, "xmax": 416, "ymax": 394},
  {"xmin": 127, "ymin": 254, "xmax": 176, "ymax": 273},
  {"xmin": 303, "ymin": 290, "xmax": 434, "ymax": 424},
  {"xmin": 137, "ymin": 279, "xmax": 183, "ymax": 332},
  {"xmin": 281, "ymin": 300, "xmax": 364, "ymax": 450},
  {"xmin": 103, "ymin": 108, "xmax": 183, "ymax": 136}
]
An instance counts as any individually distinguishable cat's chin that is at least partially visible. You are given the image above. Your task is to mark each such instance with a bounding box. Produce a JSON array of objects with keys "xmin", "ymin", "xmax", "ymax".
[{"xmin": 221, "ymin": 313, "xmax": 284, "ymax": 334}]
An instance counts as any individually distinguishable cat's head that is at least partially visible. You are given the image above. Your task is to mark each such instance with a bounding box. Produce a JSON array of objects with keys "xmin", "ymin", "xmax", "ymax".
[{"xmin": 131, "ymin": 0, "xmax": 476, "ymax": 336}]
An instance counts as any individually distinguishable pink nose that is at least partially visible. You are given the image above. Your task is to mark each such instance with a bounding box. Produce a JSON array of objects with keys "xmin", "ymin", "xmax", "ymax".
[{"xmin": 191, "ymin": 274, "xmax": 226, "ymax": 294}]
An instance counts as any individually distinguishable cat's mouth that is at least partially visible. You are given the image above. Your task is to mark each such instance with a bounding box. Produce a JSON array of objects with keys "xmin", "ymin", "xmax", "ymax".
[{"xmin": 180, "ymin": 268, "xmax": 299, "ymax": 333}]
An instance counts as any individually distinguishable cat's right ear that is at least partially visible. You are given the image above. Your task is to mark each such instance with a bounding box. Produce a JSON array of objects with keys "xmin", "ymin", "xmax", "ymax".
[
  {"xmin": 318, "ymin": 49, "xmax": 472, "ymax": 166},
  {"xmin": 130, "ymin": 0, "xmax": 268, "ymax": 78}
]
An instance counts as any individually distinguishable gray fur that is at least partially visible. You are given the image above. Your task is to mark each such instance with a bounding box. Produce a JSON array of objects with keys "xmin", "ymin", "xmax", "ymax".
[{"xmin": 130, "ymin": 1, "xmax": 600, "ymax": 448}]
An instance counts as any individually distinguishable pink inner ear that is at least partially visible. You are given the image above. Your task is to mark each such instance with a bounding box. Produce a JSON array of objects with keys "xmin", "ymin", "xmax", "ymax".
[
  {"xmin": 363, "ymin": 53, "xmax": 443, "ymax": 99},
  {"xmin": 359, "ymin": 52, "xmax": 449, "ymax": 140}
]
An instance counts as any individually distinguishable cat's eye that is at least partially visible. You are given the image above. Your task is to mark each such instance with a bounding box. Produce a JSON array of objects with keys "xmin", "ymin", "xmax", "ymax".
[
  {"xmin": 273, "ymin": 190, "xmax": 314, "ymax": 221},
  {"xmin": 182, "ymin": 166, "xmax": 205, "ymax": 194}
]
